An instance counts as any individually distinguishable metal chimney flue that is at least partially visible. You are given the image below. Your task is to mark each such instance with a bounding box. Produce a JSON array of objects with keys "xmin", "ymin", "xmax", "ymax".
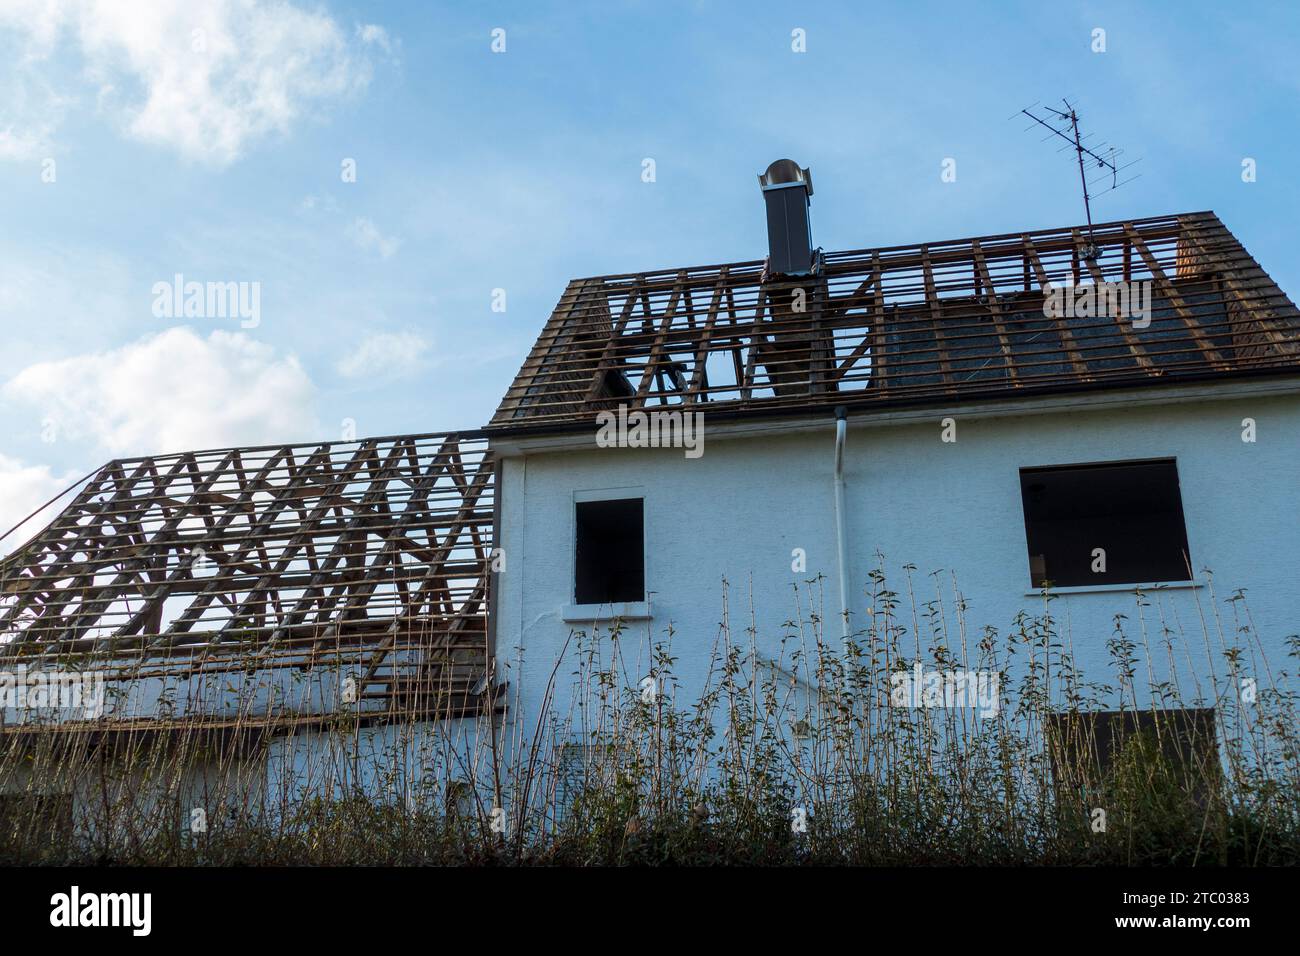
[{"xmin": 758, "ymin": 159, "xmax": 815, "ymax": 276}]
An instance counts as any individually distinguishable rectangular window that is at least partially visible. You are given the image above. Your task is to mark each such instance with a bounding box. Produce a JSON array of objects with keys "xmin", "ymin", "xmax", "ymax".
[
  {"xmin": 1019, "ymin": 459, "xmax": 1191, "ymax": 588},
  {"xmin": 556, "ymin": 741, "xmax": 615, "ymax": 817},
  {"xmin": 1047, "ymin": 707, "xmax": 1220, "ymax": 804},
  {"xmin": 0, "ymin": 792, "xmax": 74, "ymax": 852},
  {"xmin": 574, "ymin": 497, "xmax": 644, "ymax": 604}
]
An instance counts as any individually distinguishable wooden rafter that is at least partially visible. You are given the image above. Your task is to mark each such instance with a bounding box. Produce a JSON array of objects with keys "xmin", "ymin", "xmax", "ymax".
[
  {"xmin": 1074, "ymin": 228, "xmax": 1158, "ymax": 376},
  {"xmin": 684, "ymin": 268, "xmax": 730, "ymax": 405},
  {"xmin": 1124, "ymin": 223, "xmax": 1228, "ymax": 369},
  {"xmin": 920, "ymin": 245, "xmax": 957, "ymax": 391},
  {"xmin": 830, "ymin": 256, "xmax": 881, "ymax": 383},
  {"xmin": 491, "ymin": 212, "xmax": 1297, "ymax": 428},
  {"xmin": 0, "ymin": 432, "xmax": 497, "ymax": 707},
  {"xmin": 1022, "ymin": 234, "xmax": 1091, "ymax": 379},
  {"xmin": 970, "ymin": 240, "xmax": 1021, "ymax": 386},
  {"xmin": 633, "ymin": 271, "xmax": 686, "ymax": 403}
]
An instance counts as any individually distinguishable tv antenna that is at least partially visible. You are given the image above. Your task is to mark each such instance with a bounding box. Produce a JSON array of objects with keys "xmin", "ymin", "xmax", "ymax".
[{"xmin": 1017, "ymin": 99, "xmax": 1141, "ymax": 260}]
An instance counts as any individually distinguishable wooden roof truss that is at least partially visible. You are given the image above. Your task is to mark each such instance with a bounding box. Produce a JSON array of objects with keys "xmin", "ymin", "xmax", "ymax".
[{"xmin": 492, "ymin": 211, "xmax": 1300, "ymax": 427}]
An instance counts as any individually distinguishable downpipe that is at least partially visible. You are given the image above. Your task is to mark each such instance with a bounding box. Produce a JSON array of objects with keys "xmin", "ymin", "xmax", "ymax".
[{"xmin": 833, "ymin": 406, "xmax": 850, "ymax": 650}]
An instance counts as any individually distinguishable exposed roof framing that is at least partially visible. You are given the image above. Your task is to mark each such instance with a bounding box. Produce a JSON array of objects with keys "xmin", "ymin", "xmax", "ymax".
[
  {"xmin": 490, "ymin": 211, "xmax": 1300, "ymax": 429},
  {"xmin": 0, "ymin": 432, "xmax": 498, "ymax": 717}
]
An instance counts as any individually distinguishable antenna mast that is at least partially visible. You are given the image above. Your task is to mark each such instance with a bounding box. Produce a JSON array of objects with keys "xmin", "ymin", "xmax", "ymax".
[{"xmin": 1019, "ymin": 99, "xmax": 1140, "ymax": 260}]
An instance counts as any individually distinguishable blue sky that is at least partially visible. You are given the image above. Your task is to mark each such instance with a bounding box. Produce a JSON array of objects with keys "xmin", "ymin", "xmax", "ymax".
[{"xmin": 1, "ymin": 0, "xmax": 1297, "ymax": 543}]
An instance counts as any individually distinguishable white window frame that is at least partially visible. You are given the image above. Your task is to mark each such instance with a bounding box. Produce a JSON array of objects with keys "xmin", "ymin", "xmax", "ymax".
[{"xmin": 563, "ymin": 486, "xmax": 651, "ymax": 622}]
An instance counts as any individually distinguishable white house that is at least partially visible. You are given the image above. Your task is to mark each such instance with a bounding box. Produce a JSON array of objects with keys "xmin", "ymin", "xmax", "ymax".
[
  {"xmin": 3, "ymin": 162, "xmax": 1298, "ymax": 842},
  {"xmin": 484, "ymin": 166, "xmax": 1300, "ymax": 788}
]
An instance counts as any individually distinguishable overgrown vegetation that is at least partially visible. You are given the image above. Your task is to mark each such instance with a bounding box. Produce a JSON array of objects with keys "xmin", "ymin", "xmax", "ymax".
[{"xmin": 2, "ymin": 561, "xmax": 1296, "ymax": 865}]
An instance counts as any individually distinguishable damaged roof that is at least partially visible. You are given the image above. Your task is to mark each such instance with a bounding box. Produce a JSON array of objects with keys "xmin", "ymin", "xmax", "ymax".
[
  {"xmin": 0, "ymin": 432, "xmax": 499, "ymax": 717},
  {"xmin": 489, "ymin": 211, "xmax": 1300, "ymax": 430}
]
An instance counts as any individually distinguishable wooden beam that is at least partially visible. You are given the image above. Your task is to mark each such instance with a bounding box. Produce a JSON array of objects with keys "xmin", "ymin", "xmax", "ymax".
[
  {"xmin": 633, "ymin": 271, "xmax": 686, "ymax": 403},
  {"xmin": 920, "ymin": 246, "xmax": 957, "ymax": 391},
  {"xmin": 684, "ymin": 268, "xmax": 729, "ymax": 405},
  {"xmin": 1124, "ymin": 224, "xmax": 1228, "ymax": 370},
  {"xmin": 971, "ymin": 240, "xmax": 1021, "ymax": 386},
  {"xmin": 1075, "ymin": 228, "xmax": 1157, "ymax": 375},
  {"xmin": 1023, "ymin": 235, "xmax": 1091, "ymax": 380}
]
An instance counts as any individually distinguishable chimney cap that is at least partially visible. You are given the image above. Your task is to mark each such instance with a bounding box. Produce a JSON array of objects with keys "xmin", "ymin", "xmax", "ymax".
[{"xmin": 758, "ymin": 159, "xmax": 813, "ymax": 196}]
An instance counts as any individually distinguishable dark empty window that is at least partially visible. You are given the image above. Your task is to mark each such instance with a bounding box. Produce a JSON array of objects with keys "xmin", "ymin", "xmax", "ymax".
[
  {"xmin": 1047, "ymin": 707, "xmax": 1220, "ymax": 805},
  {"xmin": 574, "ymin": 498, "xmax": 644, "ymax": 604},
  {"xmin": 0, "ymin": 793, "xmax": 74, "ymax": 854},
  {"xmin": 1020, "ymin": 460, "xmax": 1191, "ymax": 588}
]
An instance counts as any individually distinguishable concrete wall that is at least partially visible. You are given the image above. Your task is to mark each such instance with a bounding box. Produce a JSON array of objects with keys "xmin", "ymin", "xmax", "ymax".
[
  {"xmin": 13, "ymin": 383, "xmax": 1297, "ymax": 827},
  {"xmin": 493, "ymin": 385, "xmax": 1300, "ymax": 739},
  {"xmin": 0, "ymin": 746, "xmax": 265, "ymax": 854},
  {"xmin": 265, "ymin": 717, "xmax": 496, "ymax": 813}
]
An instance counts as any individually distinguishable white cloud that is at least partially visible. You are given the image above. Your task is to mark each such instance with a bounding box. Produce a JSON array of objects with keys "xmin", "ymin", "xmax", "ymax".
[
  {"xmin": 0, "ymin": 0, "xmax": 380, "ymax": 165},
  {"xmin": 0, "ymin": 454, "xmax": 81, "ymax": 553},
  {"xmin": 337, "ymin": 331, "xmax": 429, "ymax": 380},
  {"xmin": 356, "ymin": 23, "xmax": 391, "ymax": 54},
  {"xmin": 0, "ymin": 123, "xmax": 52, "ymax": 161},
  {"xmin": 0, "ymin": 0, "xmax": 72, "ymax": 160},
  {"xmin": 347, "ymin": 217, "xmax": 402, "ymax": 259},
  {"xmin": 2, "ymin": 327, "xmax": 319, "ymax": 455},
  {"xmin": 297, "ymin": 193, "xmax": 338, "ymax": 215},
  {"xmin": 0, "ymin": 82, "xmax": 66, "ymax": 160}
]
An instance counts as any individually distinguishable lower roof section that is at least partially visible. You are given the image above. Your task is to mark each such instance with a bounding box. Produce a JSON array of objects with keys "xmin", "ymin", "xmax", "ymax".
[{"xmin": 0, "ymin": 432, "xmax": 498, "ymax": 717}]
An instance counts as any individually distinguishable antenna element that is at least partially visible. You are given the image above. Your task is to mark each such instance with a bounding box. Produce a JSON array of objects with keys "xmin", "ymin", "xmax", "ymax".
[{"xmin": 1018, "ymin": 99, "xmax": 1141, "ymax": 261}]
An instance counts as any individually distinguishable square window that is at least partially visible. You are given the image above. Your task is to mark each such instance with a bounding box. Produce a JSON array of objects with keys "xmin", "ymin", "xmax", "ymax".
[
  {"xmin": 574, "ymin": 498, "xmax": 644, "ymax": 604},
  {"xmin": 1019, "ymin": 460, "xmax": 1191, "ymax": 588}
]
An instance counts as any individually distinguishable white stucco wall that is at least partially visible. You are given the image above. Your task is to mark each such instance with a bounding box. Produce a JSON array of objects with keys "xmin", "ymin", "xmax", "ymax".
[
  {"xmin": 18, "ymin": 381, "xmax": 1299, "ymax": 830},
  {"xmin": 492, "ymin": 381, "xmax": 1300, "ymax": 739}
]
